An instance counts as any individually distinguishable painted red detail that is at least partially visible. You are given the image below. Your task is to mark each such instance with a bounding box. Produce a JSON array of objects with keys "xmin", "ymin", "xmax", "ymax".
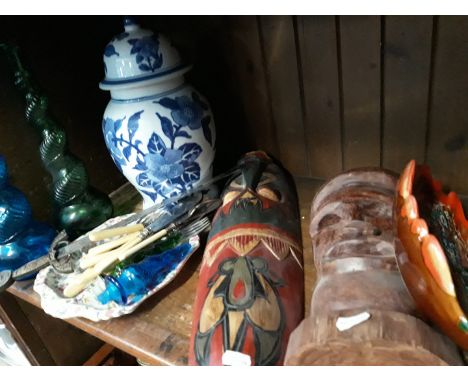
[{"xmin": 233, "ymin": 279, "xmax": 246, "ymax": 300}]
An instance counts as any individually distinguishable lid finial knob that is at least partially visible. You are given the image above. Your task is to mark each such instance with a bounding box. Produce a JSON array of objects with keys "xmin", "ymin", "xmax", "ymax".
[{"xmin": 123, "ymin": 16, "xmax": 139, "ymax": 31}]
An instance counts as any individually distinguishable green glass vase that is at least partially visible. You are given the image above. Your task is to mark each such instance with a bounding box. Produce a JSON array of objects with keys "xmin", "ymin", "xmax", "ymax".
[{"xmin": 1, "ymin": 43, "xmax": 113, "ymax": 238}]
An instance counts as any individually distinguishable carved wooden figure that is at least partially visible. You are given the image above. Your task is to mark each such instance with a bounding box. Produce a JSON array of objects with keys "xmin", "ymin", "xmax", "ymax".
[
  {"xmin": 189, "ymin": 152, "xmax": 304, "ymax": 365},
  {"xmin": 284, "ymin": 169, "xmax": 463, "ymax": 365}
]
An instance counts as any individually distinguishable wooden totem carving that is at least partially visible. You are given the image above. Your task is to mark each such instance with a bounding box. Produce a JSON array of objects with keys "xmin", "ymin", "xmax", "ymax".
[
  {"xmin": 189, "ymin": 152, "xmax": 304, "ymax": 365},
  {"xmin": 284, "ymin": 169, "xmax": 463, "ymax": 365}
]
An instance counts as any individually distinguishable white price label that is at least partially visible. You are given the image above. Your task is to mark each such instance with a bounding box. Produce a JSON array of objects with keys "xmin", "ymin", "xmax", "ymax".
[
  {"xmin": 222, "ymin": 350, "xmax": 252, "ymax": 366},
  {"xmin": 336, "ymin": 311, "xmax": 371, "ymax": 331}
]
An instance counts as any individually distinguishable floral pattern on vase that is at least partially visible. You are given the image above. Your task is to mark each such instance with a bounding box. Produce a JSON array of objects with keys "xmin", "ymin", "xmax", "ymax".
[
  {"xmin": 104, "ymin": 44, "xmax": 119, "ymax": 58},
  {"xmin": 102, "ymin": 93, "xmax": 215, "ymax": 203},
  {"xmin": 102, "ymin": 115, "xmax": 134, "ymax": 173},
  {"xmin": 128, "ymin": 35, "xmax": 163, "ymax": 72},
  {"xmin": 156, "ymin": 92, "xmax": 213, "ymax": 146},
  {"xmin": 134, "ymin": 132, "xmax": 202, "ymax": 201},
  {"xmin": 102, "ymin": 84, "xmax": 215, "ymax": 208}
]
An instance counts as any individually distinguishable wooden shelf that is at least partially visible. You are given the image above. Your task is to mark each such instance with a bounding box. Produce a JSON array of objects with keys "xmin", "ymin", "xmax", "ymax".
[{"xmin": 7, "ymin": 178, "xmax": 322, "ymax": 366}]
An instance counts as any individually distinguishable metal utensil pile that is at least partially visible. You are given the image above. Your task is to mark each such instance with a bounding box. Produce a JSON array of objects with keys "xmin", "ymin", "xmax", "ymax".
[{"xmin": 0, "ymin": 166, "xmax": 240, "ymax": 293}]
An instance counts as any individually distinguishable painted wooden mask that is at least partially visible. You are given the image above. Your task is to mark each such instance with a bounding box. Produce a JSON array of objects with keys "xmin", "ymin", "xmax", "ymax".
[{"xmin": 189, "ymin": 151, "xmax": 304, "ymax": 365}]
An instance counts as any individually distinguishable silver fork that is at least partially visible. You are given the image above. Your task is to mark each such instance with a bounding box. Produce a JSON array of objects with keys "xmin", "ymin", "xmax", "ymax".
[{"xmin": 175, "ymin": 217, "xmax": 211, "ymax": 242}]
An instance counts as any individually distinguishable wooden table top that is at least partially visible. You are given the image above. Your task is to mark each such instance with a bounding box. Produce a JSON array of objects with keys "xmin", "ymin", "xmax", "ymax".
[{"xmin": 7, "ymin": 178, "xmax": 322, "ymax": 366}]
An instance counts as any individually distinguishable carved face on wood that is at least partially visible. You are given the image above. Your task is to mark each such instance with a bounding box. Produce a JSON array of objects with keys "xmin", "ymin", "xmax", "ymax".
[{"xmin": 189, "ymin": 151, "xmax": 304, "ymax": 365}]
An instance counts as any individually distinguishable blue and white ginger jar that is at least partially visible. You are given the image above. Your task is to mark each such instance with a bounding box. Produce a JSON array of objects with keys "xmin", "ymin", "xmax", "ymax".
[{"xmin": 100, "ymin": 18, "xmax": 216, "ymax": 208}]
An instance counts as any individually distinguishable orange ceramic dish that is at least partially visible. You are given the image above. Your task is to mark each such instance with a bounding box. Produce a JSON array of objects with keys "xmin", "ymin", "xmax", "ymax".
[{"xmin": 395, "ymin": 160, "xmax": 468, "ymax": 350}]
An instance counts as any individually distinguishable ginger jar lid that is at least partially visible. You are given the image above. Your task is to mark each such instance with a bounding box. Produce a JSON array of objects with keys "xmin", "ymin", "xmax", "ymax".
[{"xmin": 99, "ymin": 17, "xmax": 191, "ymax": 90}]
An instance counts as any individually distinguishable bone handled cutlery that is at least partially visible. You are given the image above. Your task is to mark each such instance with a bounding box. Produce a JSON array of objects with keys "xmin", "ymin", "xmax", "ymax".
[
  {"xmin": 65, "ymin": 200, "xmax": 221, "ymax": 297},
  {"xmin": 78, "ymin": 198, "xmax": 202, "ymax": 270},
  {"xmin": 79, "ymin": 232, "xmax": 141, "ymax": 269},
  {"xmin": 63, "ymin": 216, "xmax": 212, "ymax": 298},
  {"xmin": 80, "ymin": 197, "xmax": 221, "ymax": 270},
  {"xmin": 65, "ymin": 229, "xmax": 171, "ymax": 298},
  {"xmin": 86, "ymin": 231, "xmax": 141, "ymax": 256},
  {"xmin": 88, "ymin": 224, "xmax": 144, "ymax": 242}
]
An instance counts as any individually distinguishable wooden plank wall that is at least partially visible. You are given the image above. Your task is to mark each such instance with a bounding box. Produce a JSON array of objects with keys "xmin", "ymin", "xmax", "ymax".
[{"xmin": 226, "ymin": 15, "xmax": 468, "ymax": 195}]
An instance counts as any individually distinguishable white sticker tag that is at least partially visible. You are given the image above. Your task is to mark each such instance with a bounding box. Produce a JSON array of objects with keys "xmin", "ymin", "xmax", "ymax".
[
  {"xmin": 222, "ymin": 350, "xmax": 252, "ymax": 366},
  {"xmin": 336, "ymin": 311, "xmax": 371, "ymax": 332}
]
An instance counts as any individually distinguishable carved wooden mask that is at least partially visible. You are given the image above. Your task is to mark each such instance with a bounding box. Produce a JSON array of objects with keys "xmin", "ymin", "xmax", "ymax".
[{"xmin": 189, "ymin": 151, "xmax": 304, "ymax": 365}]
